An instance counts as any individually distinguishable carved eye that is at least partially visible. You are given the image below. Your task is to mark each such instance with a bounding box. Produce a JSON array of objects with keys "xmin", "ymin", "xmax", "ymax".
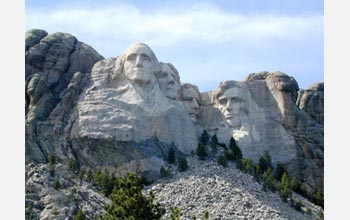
[
  {"xmin": 218, "ymin": 98, "xmax": 227, "ymax": 105},
  {"xmin": 141, "ymin": 54, "xmax": 151, "ymax": 62},
  {"xmin": 126, "ymin": 54, "xmax": 136, "ymax": 61}
]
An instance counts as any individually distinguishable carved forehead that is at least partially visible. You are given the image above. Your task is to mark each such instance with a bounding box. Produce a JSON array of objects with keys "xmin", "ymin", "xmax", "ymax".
[
  {"xmin": 124, "ymin": 43, "xmax": 158, "ymax": 62},
  {"xmin": 181, "ymin": 86, "xmax": 199, "ymax": 99},
  {"xmin": 221, "ymin": 87, "xmax": 242, "ymax": 97}
]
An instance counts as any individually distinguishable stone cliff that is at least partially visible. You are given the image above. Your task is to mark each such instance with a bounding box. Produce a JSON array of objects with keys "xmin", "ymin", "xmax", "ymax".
[{"xmin": 25, "ymin": 30, "xmax": 323, "ymax": 192}]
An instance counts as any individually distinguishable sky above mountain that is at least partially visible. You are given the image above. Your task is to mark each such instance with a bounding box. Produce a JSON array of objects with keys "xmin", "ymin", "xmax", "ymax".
[{"xmin": 26, "ymin": 0, "xmax": 324, "ymax": 92}]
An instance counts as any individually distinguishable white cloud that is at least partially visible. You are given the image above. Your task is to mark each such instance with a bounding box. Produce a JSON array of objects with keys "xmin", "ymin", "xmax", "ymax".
[{"xmin": 26, "ymin": 3, "xmax": 323, "ymax": 48}]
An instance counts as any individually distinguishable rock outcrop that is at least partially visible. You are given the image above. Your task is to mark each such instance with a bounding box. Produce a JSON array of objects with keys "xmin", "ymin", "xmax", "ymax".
[
  {"xmin": 296, "ymin": 82, "xmax": 324, "ymax": 126},
  {"xmin": 25, "ymin": 29, "xmax": 104, "ymax": 163},
  {"xmin": 25, "ymin": 30, "xmax": 323, "ymax": 194}
]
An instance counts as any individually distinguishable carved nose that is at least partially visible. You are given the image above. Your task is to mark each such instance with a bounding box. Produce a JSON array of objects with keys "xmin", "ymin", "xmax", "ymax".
[{"xmin": 135, "ymin": 56, "xmax": 142, "ymax": 67}]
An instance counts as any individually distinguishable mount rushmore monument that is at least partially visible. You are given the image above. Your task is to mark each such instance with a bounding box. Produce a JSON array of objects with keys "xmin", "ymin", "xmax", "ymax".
[{"xmin": 25, "ymin": 29, "xmax": 323, "ymax": 193}]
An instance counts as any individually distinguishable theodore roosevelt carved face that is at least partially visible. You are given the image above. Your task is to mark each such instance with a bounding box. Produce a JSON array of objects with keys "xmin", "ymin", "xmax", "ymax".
[{"xmin": 180, "ymin": 84, "xmax": 200, "ymax": 123}]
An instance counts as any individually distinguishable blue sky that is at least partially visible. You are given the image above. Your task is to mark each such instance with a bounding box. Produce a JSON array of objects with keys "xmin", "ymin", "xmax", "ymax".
[{"xmin": 25, "ymin": 0, "xmax": 324, "ymax": 92}]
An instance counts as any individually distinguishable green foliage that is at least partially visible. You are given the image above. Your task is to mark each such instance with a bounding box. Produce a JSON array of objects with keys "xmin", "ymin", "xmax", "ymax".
[
  {"xmin": 169, "ymin": 206, "xmax": 181, "ymax": 220},
  {"xmin": 54, "ymin": 179, "xmax": 60, "ymax": 190},
  {"xmin": 314, "ymin": 189, "xmax": 324, "ymax": 208},
  {"xmin": 177, "ymin": 157, "xmax": 188, "ymax": 172},
  {"xmin": 226, "ymin": 137, "xmax": 242, "ymax": 161},
  {"xmin": 100, "ymin": 173, "xmax": 165, "ymax": 220},
  {"xmin": 217, "ymin": 155, "xmax": 228, "ymax": 167},
  {"xmin": 74, "ymin": 209, "xmax": 86, "ymax": 220},
  {"xmin": 52, "ymin": 207, "xmax": 59, "ymax": 215},
  {"xmin": 160, "ymin": 166, "xmax": 169, "ymax": 178},
  {"xmin": 78, "ymin": 171, "xmax": 84, "ymax": 183},
  {"xmin": 50, "ymin": 155, "xmax": 56, "ymax": 166},
  {"xmin": 254, "ymin": 164, "xmax": 262, "ymax": 182},
  {"xmin": 273, "ymin": 161, "xmax": 285, "ymax": 181},
  {"xmin": 86, "ymin": 169, "xmax": 93, "ymax": 182},
  {"xmin": 211, "ymin": 134, "xmax": 218, "ymax": 144},
  {"xmin": 289, "ymin": 177, "xmax": 298, "ymax": 191},
  {"xmin": 242, "ymin": 158, "xmax": 254, "ymax": 174},
  {"xmin": 203, "ymin": 210, "xmax": 209, "ymax": 220},
  {"xmin": 279, "ymin": 172, "xmax": 292, "ymax": 201},
  {"xmin": 191, "ymin": 214, "xmax": 197, "ymax": 220},
  {"xmin": 210, "ymin": 142, "xmax": 218, "ymax": 156},
  {"xmin": 101, "ymin": 170, "xmax": 115, "ymax": 197},
  {"xmin": 262, "ymin": 168, "xmax": 275, "ymax": 192},
  {"xmin": 259, "ymin": 150, "xmax": 272, "ymax": 173},
  {"xmin": 49, "ymin": 166, "xmax": 55, "ymax": 177},
  {"xmin": 167, "ymin": 145, "xmax": 176, "ymax": 164},
  {"xmin": 26, "ymin": 204, "xmax": 33, "ymax": 220},
  {"xmin": 236, "ymin": 159, "xmax": 244, "ymax": 170},
  {"xmin": 200, "ymin": 130, "xmax": 210, "ymax": 145},
  {"xmin": 317, "ymin": 211, "xmax": 324, "ymax": 220},
  {"xmin": 196, "ymin": 143, "xmax": 208, "ymax": 160},
  {"xmin": 69, "ymin": 158, "xmax": 80, "ymax": 174},
  {"xmin": 292, "ymin": 199, "xmax": 303, "ymax": 212}
]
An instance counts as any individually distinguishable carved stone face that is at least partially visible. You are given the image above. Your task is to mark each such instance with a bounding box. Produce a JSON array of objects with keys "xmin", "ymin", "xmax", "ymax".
[
  {"xmin": 157, "ymin": 64, "xmax": 180, "ymax": 99},
  {"xmin": 181, "ymin": 86, "xmax": 200, "ymax": 123},
  {"xmin": 124, "ymin": 45, "xmax": 156, "ymax": 86},
  {"xmin": 217, "ymin": 87, "xmax": 246, "ymax": 128}
]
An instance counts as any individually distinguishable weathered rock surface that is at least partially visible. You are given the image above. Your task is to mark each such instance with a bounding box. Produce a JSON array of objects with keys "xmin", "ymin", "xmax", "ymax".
[
  {"xmin": 296, "ymin": 82, "xmax": 324, "ymax": 126},
  {"xmin": 146, "ymin": 157, "xmax": 323, "ymax": 220},
  {"xmin": 25, "ymin": 158, "xmax": 323, "ymax": 220},
  {"xmin": 25, "ymin": 30, "xmax": 323, "ymax": 196},
  {"xmin": 25, "ymin": 29, "xmax": 104, "ymax": 163},
  {"xmin": 25, "ymin": 163, "xmax": 109, "ymax": 220}
]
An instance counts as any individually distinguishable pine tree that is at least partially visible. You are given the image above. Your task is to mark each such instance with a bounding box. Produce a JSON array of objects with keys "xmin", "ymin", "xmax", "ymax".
[
  {"xmin": 167, "ymin": 146, "xmax": 176, "ymax": 164},
  {"xmin": 196, "ymin": 143, "xmax": 208, "ymax": 160},
  {"xmin": 274, "ymin": 161, "xmax": 285, "ymax": 181},
  {"xmin": 217, "ymin": 155, "xmax": 228, "ymax": 167},
  {"xmin": 211, "ymin": 134, "xmax": 218, "ymax": 144},
  {"xmin": 259, "ymin": 150, "xmax": 272, "ymax": 173},
  {"xmin": 54, "ymin": 179, "xmax": 60, "ymax": 190},
  {"xmin": 160, "ymin": 166, "xmax": 169, "ymax": 178},
  {"xmin": 74, "ymin": 209, "xmax": 86, "ymax": 220},
  {"xmin": 226, "ymin": 137, "xmax": 242, "ymax": 161},
  {"xmin": 279, "ymin": 172, "xmax": 292, "ymax": 201},
  {"xmin": 170, "ymin": 206, "xmax": 181, "ymax": 220},
  {"xmin": 177, "ymin": 157, "xmax": 188, "ymax": 172},
  {"xmin": 262, "ymin": 168, "xmax": 275, "ymax": 192},
  {"xmin": 200, "ymin": 130, "xmax": 210, "ymax": 145},
  {"xmin": 100, "ymin": 173, "xmax": 165, "ymax": 220}
]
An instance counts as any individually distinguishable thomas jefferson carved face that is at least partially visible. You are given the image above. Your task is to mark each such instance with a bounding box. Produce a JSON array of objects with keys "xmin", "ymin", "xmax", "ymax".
[
  {"xmin": 181, "ymin": 85, "xmax": 200, "ymax": 123},
  {"xmin": 217, "ymin": 87, "xmax": 246, "ymax": 128},
  {"xmin": 157, "ymin": 64, "xmax": 180, "ymax": 99},
  {"xmin": 124, "ymin": 44, "xmax": 156, "ymax": 86}
]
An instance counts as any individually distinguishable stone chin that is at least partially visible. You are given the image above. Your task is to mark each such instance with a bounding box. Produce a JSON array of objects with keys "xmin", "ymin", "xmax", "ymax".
[
  {"xmin": 226, "ymin": 117, "xmax": 241, "ymax": 128},
  {"xmin": 165, "ymin": 88, "xmax": 178, "ymax": 100},
  {"xmin": 189, "ymin": 114, "xmax": 198, "ymax": 124},
  {"xmin": 127, "ymin": 70, "xmax": 155, "ymax": 86}
]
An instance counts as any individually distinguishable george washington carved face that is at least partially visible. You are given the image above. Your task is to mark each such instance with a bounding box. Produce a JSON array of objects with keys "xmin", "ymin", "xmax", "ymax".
[{"xmin": 123, "ymin": 43, "xmax": 157, "ymax": 86}]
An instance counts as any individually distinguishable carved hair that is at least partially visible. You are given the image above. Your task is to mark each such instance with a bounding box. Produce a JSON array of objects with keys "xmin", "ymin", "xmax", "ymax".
[{"xmin": 213, "ymin": 80, "xmax": 242, "ymax": 102}]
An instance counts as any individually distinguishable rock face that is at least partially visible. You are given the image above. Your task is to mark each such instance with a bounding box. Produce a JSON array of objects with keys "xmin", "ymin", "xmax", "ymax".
[
  {"xmin": 25, "ymin": 30, "xmax": 323, "ymax": 193},
  {"xmin": 25, "ymin": 29, "xmax": 104, "ymax": 163},
  {"xmin": 25, "ymin": 163, "xmax": 109, "ymax": 220},
  {"xmin": 296, "ymin": 82, "xmax": 324, "ymax": 126}
]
